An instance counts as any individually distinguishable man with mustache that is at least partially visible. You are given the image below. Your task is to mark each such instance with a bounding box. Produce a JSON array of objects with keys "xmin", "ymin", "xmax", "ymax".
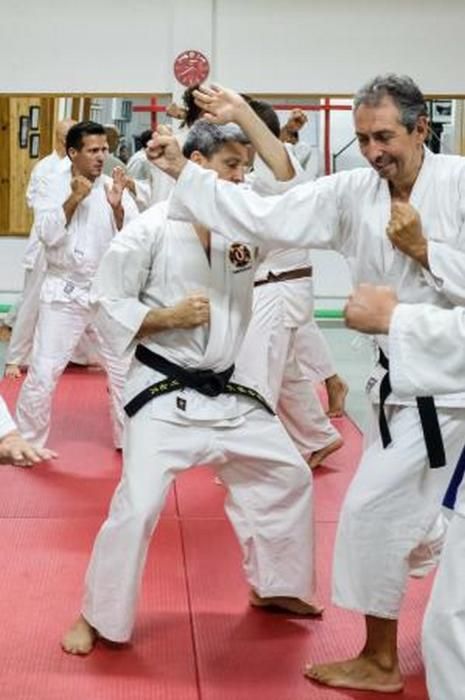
[{"xmin": 146, "ymin": 74, "xmax": 465, "ymax": 693}]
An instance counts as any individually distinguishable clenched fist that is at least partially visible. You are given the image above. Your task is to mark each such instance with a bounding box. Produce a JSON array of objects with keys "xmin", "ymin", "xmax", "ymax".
[
  {"xmin": 172, "ymin": 292, "xmax": 210, "ymax": 329},
  {"xmin": 146, "ymin": 125, "xmax": 187, "ymax": 179},
  {"xmin": 286, "ymin": 108, "xmax": 308, "ymax": 131},
  {"xmin": 386, "ymin": 202, "xmax": 429, "ymax": 267},
  {"xmin": 70, "ymin": 175, "xmax": 92, "ymax": 201},
  {"xmin": 344, "ymin": 283, "xmax": 398, "ymax": 335}
]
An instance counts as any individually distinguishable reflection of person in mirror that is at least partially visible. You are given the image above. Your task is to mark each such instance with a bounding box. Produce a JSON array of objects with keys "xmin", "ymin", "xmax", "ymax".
[
  {"xmin": 62, "ymin": 120, "xmax": 321, "ymax": 657},
  {"xmin": 103, "ymin": 124, "xmax": 127, "ymax": 176},
  {"xmin": 4, "ymin": 118, "xmax": 77, "ymax": 379},
  {"xmin": 14, "ymin": 121, "xmax": 139, "ymax": 452},
  {"xmin": 147, "ymin": 74, "xmax": 465, "ymax": 694},
  {"xmin": 280, "ymin": 108, "xmax": 313, "ymax": 170},
  {"xmin": 126, "ymin": 85, "xmax": 204, "ymax": 211}
]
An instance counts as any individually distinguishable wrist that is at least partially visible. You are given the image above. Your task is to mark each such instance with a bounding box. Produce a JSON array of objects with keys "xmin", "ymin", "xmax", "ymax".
[
  {"xmin": 379, "ymin": 300, "xmax": 398, "ymax": 334},
  {"xmin": 69, "ymin": 192, "xmax": 85, "ymax": 205},
  {"xmin": 415, "ymin": 240, "xmax": 429, "ymax": 268}
]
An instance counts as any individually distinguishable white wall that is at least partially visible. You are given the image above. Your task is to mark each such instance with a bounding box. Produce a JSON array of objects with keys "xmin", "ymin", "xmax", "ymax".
[
  {"xmin": 1, "ymin": 0, "xmax": 465, "ymax": 94},
  {"xmin": 2, "ymin": 0, "xmax": 465, "ymax": 307}
]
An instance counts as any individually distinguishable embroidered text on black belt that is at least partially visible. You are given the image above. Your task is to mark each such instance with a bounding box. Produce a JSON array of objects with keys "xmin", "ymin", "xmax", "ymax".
[
  {"xmin": 378, "ymin": 349, "xmax": 446, "ymax": 469},
  {"xmin": 124, "ymin": 344, "xmax": 275, "ymax": 417}
]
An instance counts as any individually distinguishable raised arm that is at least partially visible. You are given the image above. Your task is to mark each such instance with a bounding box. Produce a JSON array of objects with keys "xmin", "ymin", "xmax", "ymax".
[{"xmin": 193, "ymin": 84, "xmax": 295, "ymax": 181}]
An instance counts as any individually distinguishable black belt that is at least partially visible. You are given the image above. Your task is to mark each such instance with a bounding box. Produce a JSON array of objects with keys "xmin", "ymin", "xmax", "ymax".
[
  {"xmin": 254, "ymin": 266, "xmax": 313, "ymax": 287},
  {"xmin": 378, "ymin": 350, "xmax": 446, "ymax": 469},
  {"xmin": 124, "ymin": 344, "xmax": 275, "ymax": 417}
]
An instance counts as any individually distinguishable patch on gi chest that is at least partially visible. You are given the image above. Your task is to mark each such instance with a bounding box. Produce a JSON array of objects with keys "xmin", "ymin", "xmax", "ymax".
[
  {"xmin": 63, "ymin": 280, "xmax": 75, "ymax": 295},
  {"xmin": 228, "ymin": 242, "xmax": 253, "ymax": 273}
]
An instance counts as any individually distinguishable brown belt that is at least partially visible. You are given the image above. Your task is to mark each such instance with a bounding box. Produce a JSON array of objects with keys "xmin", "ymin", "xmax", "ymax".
[{"xmin": 254, "ymin": 266, "xmax": 313, "ymax": 287}]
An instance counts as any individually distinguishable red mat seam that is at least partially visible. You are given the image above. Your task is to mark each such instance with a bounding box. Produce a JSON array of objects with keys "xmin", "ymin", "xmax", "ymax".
[{"xmin": 174, "ymin": 479, "xmax": 203, "ymax": 700}]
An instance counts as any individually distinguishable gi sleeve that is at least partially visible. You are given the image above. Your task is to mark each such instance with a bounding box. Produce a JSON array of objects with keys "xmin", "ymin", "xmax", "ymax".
[
  {"xmin": 424, "ymin": 170, "xmax": 465, "ymax": 305},
  {"xmin": 25, "ymin": 163, "xmax": 43, "ymax": 209},
  {"xmin": 169, "ymin": 160, "xmax": 345, "ymax": 252},
  {"xmin": 121, "ymin": 188, "xmax": 140, "ymax": 226},
  {"xmin": 389, "ymin": 303, "xmax": 465, "ymax": 397},
  {"xmin": 0, "ymin": 397, "xmax": 16, "ymax": 440},
  {"xmin": 34, "ymin": 175, "xmax": 69, "ymax": 248},
  {"xmin": 90, "ymin": 211, "xmax": 160, "ymax": 356}
]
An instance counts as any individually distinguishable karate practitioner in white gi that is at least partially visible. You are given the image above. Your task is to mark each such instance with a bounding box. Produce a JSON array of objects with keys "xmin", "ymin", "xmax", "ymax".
[
  {"xmin": 0, "ymin": 395, "xmax": 56, "ymax": 466},
  {"xmin": 4, "ymin": 119, "xmax": 76, "ymax": 379},
  {"xmin": 345, "ymin": 283, "xmax": 465, "ymax": 700},
  {"xmin": 61, "ymin": 121, "xmax": 320, "ymax": 656},
  {"xmin": 146, "ymin": 75, "xmax": 465, "ymax": 693},
  {"xmin": 14, "ymin": 121, "xmax": 138, "ymax": 450},
  {"xmin": 278, "ymin": 108, "xmax": 349, "ymax": 420},
  {"xmin": 231, "ymin": 96, "xmax": 344, "ymax": 468}
]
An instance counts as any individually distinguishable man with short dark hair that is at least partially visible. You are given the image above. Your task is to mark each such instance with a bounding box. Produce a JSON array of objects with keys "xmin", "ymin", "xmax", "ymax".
[
  {"xmin": 14, "ymin": 121, "xmax": 138, "ymax": 450},
  {"xmin": 62, "ymin": 121, "xmax": 320, "ymax": 656},
  {"xmin": 147, "ymin": 74, "xmax": 465, "ymax": 693}
]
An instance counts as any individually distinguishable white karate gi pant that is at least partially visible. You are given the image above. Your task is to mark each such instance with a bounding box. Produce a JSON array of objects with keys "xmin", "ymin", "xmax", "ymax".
[
  {"xmin": 6, "ymin": 249, "xmax": 100, "ymax": 367},
  {"xmin": 294, "ymin": 319, "xmax": 336, "ymax": 384},
  {"xmin": 15, "ymin": 300, "xmax": 128, "ymax": 448},
  {"xmin": 82, "ymin": 404, "xmax": 315, "ymax": 642},
  {"xmin": 422, "ymin": 510, "xmax": 465, "ymax": 700},
  {"xmin": 332, "ymin": 404, "xmax": 465, "ymax": 618},
  {"xmin": 5, "ymin": 256, "xmax": 46, "ymax": 366},
  {"xmin": 236, "ymin": 280, "xmax": 340, "ymax": 460}
]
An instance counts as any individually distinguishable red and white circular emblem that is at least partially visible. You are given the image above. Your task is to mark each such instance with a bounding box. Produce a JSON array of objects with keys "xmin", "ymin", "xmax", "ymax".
[
  {"xmin": 174, "ymin": 50, "xmax": 210, "ymax": 87},
  {"xmin": 228, "ymin": 243, "xmax": 252, "ymax": 269}
]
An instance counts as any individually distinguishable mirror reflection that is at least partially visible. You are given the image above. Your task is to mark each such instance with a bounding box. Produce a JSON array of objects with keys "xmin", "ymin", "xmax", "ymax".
[{"xmin": 1, "ymin": 94, "xmax": 464, "ymax": 236}]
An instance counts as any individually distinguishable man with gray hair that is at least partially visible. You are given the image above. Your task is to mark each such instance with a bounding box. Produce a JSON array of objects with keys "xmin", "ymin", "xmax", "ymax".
[
  {"xmin": 146, "ymin": 75, "xmax": 465, "ymax": 692},
  {"xmin": 62, "ymin": 120, "xmax": 321, "ymax": 656}
]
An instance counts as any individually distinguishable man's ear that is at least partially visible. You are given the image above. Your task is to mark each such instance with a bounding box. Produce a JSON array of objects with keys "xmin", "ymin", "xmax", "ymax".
[
  {"xmin": 415, "ymin": 115, "xmax": 429, "ymax": 142},
  {"xmin": 67, "ymin": 147, "xmax": 77, "ymax": 161},
  {"xmin": 189, "ymin": 150, "xmax": 206, "ymax": 166}
]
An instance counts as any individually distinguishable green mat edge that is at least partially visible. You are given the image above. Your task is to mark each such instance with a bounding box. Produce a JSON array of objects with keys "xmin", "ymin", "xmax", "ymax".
[{"xmin": 0, "ymin": 303, "xmax": 344, "ymax": 320}]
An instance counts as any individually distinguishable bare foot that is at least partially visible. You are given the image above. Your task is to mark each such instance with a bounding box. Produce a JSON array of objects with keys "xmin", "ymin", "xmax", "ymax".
[
  {"xmin": 61, "ymin": 615, "xmax": 98, "ymax": 655},
  {"xmin": 0, "ymin": 324, "xmax": 12, "ymax": 343},
  {"xmin": 308, "ymin": 437, "xmax": 343, "ymax": 470},
  {"xmin": 325, "ymin": 374, "xmax": 348, "ymax": 417},
  {"xmin": 4, "ymin": 363, "xmax": 22, "ymax": 379},
  {"xmin": 250, "ymin": 590, "xmax": 323, "ymax": 617},
  {"xmin": 304, "ymin": 655, "xmax": 403, "ymax": 693}
]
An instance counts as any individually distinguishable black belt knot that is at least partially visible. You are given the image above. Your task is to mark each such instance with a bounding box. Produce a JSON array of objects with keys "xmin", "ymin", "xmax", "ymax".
[
  {"xmin": 135, "ymin": 344, "xmax": 234, "ymax": 397},
  {"xmin": 378, "ymin": 349, "xmax": 446, "ymax": 469},
  {"xmin": 124, "ymin": 345, "xmax": 274, "ymax": 418}
]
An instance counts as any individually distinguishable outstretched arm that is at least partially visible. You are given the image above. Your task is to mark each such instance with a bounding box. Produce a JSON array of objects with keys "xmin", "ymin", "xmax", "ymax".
[{"xmin": 193, "ymin": 84, "xmax": 294, "ymax": 181}]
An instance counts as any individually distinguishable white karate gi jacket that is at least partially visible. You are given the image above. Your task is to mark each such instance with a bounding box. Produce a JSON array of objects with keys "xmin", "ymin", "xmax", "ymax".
[
  {"xmin": 169, "ymin": 147, "xmax": 465, "ymax": 409},
  {"xmin": 35, "ymin": 170, "xmax": 139, "ymax": 307},
  {"xmin": 247, "ymin": 149, "xmax": 314, "ymax": 326},
  {"xmin": 390, "ymin": 303, "xmax": 465, "ymax": 399},
  {"xmin": 91, "ymin": 200, "xmax": 271, "ymax": 425},
  {"xmin": 23, "ymin": 152, "xmax": 71, "ymax": 270}
]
